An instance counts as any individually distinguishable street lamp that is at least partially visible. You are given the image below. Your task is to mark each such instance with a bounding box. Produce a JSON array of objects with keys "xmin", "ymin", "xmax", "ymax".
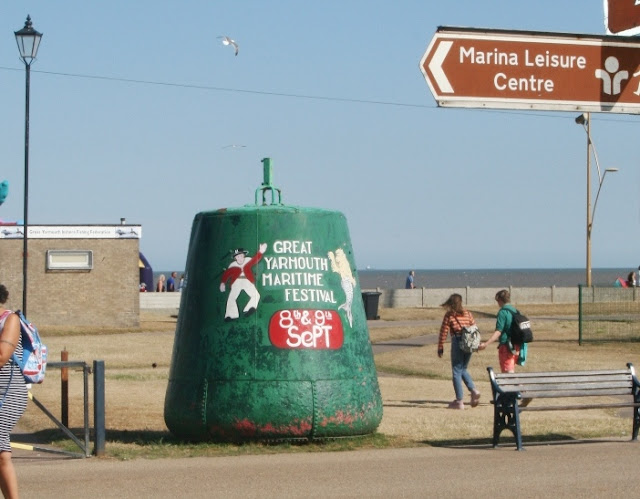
[
  {"xmin": 575, "ymin": 112, "xmax": 619, "ymax": 287},
  {"xmin": 15, "ymin": 15, "xmax": 43, "ymax": 316}
]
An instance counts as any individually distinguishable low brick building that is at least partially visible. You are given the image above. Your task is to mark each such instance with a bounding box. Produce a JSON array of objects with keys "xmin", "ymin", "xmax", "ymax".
[{"xmin": 0, "ymin": 224, "xmax": 141, "ymax": 327}]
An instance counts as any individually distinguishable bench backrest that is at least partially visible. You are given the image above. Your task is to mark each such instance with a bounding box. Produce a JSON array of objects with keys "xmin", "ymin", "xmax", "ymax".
[{"xmin": 488, "ymin": 365, "xmax": 639, "ymax": 399}]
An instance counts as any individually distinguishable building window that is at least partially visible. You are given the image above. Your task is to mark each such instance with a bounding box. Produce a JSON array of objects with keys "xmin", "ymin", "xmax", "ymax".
[{"xmin": 46, "ymin": 250, "xmax": 93, "ymax": 270}]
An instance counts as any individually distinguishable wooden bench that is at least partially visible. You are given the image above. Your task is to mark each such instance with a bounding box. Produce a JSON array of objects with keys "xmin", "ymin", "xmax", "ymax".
[{"xmin": 487, "ymin": 363, "xmax": 640, "ymax": 450}]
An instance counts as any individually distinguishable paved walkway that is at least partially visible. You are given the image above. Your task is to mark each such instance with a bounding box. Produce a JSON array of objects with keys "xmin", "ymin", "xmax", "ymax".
[
  {"xmin": 14, "ymin": 440, "xmax": 638, "ymax": 498},
  {"xmin": 373, "ymin": 333, "xmax": 437, "ymax": 354},
  {"xmin": 368, "ymin": 319, "xmax": 437, "ymax": 354}
]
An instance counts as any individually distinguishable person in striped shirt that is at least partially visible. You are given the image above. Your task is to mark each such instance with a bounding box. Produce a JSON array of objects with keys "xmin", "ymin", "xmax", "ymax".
[
  {"xmin": 0, "ymin": 284, "xmax": 28, "ymax": 499},
  {"xmin": 438, "ymin": 293, "xmax": 481, "ymax": 410}
]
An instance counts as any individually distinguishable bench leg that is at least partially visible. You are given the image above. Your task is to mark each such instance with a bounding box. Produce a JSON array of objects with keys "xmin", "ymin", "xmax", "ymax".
[
  {"xmin": 633, "ymin": 388, "xmax": 640, "ymax": 441},
  {"xmin": 493, "ymin": 393, "xmax": 524, "ymax": 450}
]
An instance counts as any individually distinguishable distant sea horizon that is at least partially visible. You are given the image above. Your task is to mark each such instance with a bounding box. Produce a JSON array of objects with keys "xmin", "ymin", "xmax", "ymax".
[{"xmin": 151, "ymin": 267, "xmax": 631, "ymax": 290}]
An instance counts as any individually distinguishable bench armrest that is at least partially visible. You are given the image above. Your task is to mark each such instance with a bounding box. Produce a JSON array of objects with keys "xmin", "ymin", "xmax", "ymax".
[
  {"xmin": 487, "ymin": 366, "xmax": 524, "ymax": 404},
  {"xmin": 487, "ymin": 367, "xmax": 507, "ymax": 396}
]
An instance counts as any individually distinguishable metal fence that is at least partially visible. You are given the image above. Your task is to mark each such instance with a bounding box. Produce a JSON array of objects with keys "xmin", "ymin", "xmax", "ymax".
[
  {"xmin": 578, "ymin": 285, "xmax": 640, "ymax": 344},
  {"xmin": 12, "ymin": 360, "xmax": 105, "ymax": 458}
]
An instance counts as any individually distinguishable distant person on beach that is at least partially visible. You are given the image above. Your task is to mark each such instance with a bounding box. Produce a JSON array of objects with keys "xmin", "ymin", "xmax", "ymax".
[
  {"xmin": 405, "ymin": 270, "xmax": 416, "ymax": 289},
  {"xmin": 178, "ymin": 274, "xmax": 185, "ymax": 291},
  {"xmin": 156, "ymin": 274, "xmax": 166, "ymax": 292},
  {"xmin": 437, "ymin": 293, "xmax": 481, "ymax": 410},
  {"xmin": 0, "ymin": 284, "xmax": 28, "ymax": 498},
  {"xmin": 167, "ymin": 272, "xmax": 178, "ymax": 292},
  {"xmin": 478, "ymin": 289, "xmax": 519, "ymax": 373},
  {"xmin": 627, "ymin": 271, "xmax": 636, "ymax": 287}
]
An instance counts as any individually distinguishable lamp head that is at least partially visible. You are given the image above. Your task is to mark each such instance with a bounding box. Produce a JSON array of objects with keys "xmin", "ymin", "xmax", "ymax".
[
  {"xmin": 604, "ymin": 167, "xmax": 619, "ymax": 173},
  {"xmin": 575, "ymin": 113, "xmax": 588, "ymax": 126},
  {"xmin": 14, "ymin": 15, "xmax": 42, "ymax": 64}
]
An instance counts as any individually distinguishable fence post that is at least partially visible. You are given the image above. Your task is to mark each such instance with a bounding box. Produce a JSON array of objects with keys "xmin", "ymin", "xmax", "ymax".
[
  {"xmin": 61, "ymin": 349, "xmax": 68, "ymax": 427},
  {"xmin": 93, "ymin": 360, "xmax": 105, "ymax": 456},
  {"xmin": 578, "ymin": 284, "xmax": 583, "ymax": 346}
]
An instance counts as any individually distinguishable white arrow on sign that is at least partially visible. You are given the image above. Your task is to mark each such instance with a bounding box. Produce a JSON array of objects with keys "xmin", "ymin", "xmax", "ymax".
[{"xmin": 427, "ymin": 40, "xmax": 453, "ymax": 93}]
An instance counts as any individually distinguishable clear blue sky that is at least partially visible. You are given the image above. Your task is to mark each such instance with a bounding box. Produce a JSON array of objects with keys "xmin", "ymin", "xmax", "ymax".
[{"xmin": 0, "ymin": 1, "xmax": 637, "ymax": 272}]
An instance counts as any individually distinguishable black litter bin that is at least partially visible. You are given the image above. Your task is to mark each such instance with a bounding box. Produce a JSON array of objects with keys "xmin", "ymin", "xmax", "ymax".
[{"xmin": 361, "ymin": 291, "xmax": 381, "ymax": 320}]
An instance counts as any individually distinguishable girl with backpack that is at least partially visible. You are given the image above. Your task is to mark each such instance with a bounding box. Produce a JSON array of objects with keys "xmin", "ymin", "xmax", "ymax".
[
  {"xmin": 437, "ymin": 293, "xmax": 481, "ymax": 410},
  {"xmin": 0, "ymin": 284, "xmax": 28, "ymax": 499}
]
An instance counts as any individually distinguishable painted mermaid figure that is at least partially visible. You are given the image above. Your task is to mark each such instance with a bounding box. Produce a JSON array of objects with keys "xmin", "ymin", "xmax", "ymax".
[{"xmin": 328, "ymin": 248, "xmax": 356, "ymax": 327}]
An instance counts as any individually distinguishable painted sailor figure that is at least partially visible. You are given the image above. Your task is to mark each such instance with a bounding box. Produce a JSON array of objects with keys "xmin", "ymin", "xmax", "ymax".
[{"xmin": 219, "ymin": 243, "xmax": 267, "ymax": 320}]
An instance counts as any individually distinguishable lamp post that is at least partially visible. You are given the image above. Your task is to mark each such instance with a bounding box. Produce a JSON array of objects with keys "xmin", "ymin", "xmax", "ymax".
[
  {"xmin": 15, "ymin": 15, "xmax": 43, "ymax": 316},
  {"xmin": 575, "ymin": 112, "xmax": 619, "ymax": 287}
]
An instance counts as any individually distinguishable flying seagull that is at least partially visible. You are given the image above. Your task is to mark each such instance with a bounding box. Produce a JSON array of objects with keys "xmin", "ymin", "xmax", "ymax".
[{"xmin": 217, "ymin": 36, "xmax": 238, "ymax": 56}]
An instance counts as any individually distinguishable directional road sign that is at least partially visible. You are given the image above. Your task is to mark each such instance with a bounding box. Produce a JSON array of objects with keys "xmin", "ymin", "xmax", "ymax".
[
  {"xmin": 604, "ymin": 0, "xmax": 640, "ymax": 36},
  {"xmin": 420, "ymin": 26, "xmax": 640, "ymax": 114}
]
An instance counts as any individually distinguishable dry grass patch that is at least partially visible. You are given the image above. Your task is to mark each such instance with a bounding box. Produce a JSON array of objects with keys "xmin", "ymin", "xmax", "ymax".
[
  {"xmin": 379, "ymin": 304, "xmax": 578, "ymax": 322},
  {"xmin": 377, "ymin": 376, "xmax": 634, "ymax": 444},
  {"xmin": 41, "ymin": 312, "xmax": 178, "ymax": 336},
  {"xmin": 16, "ymin": 308, "xmax": 640, "ymax": 458},
  {"xmin": 43, "ymin": 330, "xmax": 176, "ymax": 369},
  {"xmin": 374, "ymin": 312, "xmax": 640, "ymax": 446}
]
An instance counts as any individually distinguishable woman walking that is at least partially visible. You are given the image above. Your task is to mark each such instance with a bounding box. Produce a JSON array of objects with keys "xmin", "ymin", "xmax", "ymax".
[
  {"xmin": 437, "ymin": 293, "xmax": 481, "ymax": 410},
  {"xmin": 0, "ymin": 284, "xmax": 28, "ymax": 498}
]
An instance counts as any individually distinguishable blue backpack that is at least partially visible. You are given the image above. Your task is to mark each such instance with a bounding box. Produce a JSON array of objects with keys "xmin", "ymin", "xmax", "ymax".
[{"xmin": 12, "ymin": 310, "xmax": 47, "ymax": 384}]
